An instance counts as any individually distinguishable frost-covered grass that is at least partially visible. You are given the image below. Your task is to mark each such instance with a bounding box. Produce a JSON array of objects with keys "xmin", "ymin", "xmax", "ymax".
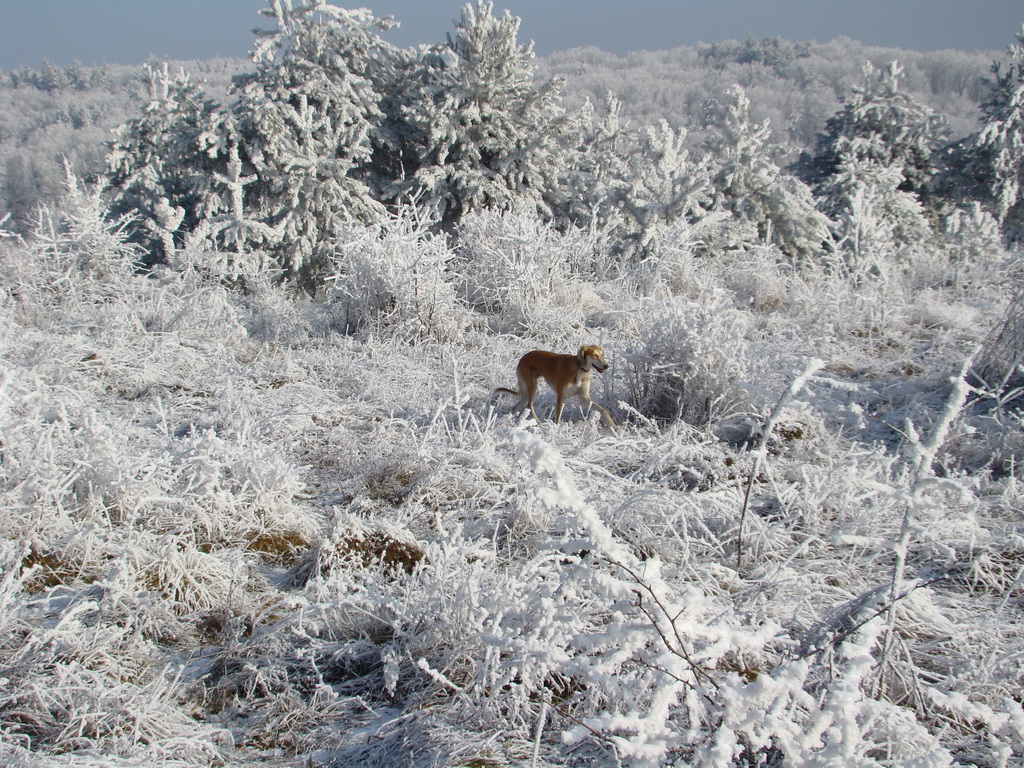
[{"xmin": 2, "ymin": 188, "xmax": 1024, "ymax": 767}]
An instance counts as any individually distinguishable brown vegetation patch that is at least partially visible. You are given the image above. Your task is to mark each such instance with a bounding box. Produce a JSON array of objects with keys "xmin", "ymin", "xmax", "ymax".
[
  {"xmin": 339, "ymin": 532, "xmax": 424, "ymax": 574},
  {"xmin": 246, "ymin": 529, "xmax": 312, "ymax": 565},
  {"xmin": 21, "ymin": 546, "xmax": 87, "ymax": 592}
]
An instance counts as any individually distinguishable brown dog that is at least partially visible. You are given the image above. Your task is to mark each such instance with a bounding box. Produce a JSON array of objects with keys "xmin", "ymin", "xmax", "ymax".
[{"xmin": 496, "ymin": 345, "xmax": 616, "ymax": 428}]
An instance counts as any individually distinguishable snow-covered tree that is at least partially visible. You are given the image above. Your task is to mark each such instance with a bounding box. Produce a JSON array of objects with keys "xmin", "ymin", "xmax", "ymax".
[
  {"xmin": 707, "ymin": 84, "xmax": 834, "ymax": 264},
  {"xmin": 227, "ymin": 0, "xmax": 396, "ymax": 279},
  {"xmin": 613, "ymin": 119, "xmax": 714, "ymax": 260},
  {"xmin": 969, "ymin": 25, "xmax": 1024, "ymax": 239},
  {"xmin": 106, "ymin": 63, "xmax": 222, "ymax": 264},
  {"xmin": 802, "ymin": 61, "xmax": 948, "ymax": 198},
  {"xmin": 816, "ymin": 148, "xmax": 932, "ymax": 275},
  {"xmin": 389, "ymin": 1, "xmax": 568, "ymax": 228},
  {"xmin": 802, "ymin": 63, "xmax": 941, "ymax": 268},
  {"xmin": 107, "ymin": 2, "xmax": 401, "ymax": 285},
  {"xmin": 556, "ymin": 91, "xmax": 628, "ymax": 233}
]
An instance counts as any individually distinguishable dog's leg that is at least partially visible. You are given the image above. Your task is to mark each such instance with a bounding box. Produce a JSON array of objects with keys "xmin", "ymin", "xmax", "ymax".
[
  {"xmin": 524, "ymin": 374, "xmax": 543, "ymax": 423},
  {"xmin": 577, "ymin": 382, "xmax": 617, "ymax": 429},
  {"xmin": 511, "ymin": 374, "xmax": 528, "ymax": 416},
  {"xmin": 585, "ymin": 399, "xmax": 614, "ymax": 430},
  {"xmin": 554, "ymin": 389, "xmax": 566, "ymax": 423}
]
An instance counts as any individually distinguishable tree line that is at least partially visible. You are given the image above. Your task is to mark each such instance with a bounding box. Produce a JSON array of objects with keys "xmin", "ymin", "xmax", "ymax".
[{"xmin": 9, "ymin": 2, "xmax": 1024, "ymax": 290}]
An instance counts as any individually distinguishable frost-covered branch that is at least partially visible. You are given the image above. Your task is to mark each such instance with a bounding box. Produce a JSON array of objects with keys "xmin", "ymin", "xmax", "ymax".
[{"xmin": 737, "ymin": 358, "xmax": 824, "ymax": 570}]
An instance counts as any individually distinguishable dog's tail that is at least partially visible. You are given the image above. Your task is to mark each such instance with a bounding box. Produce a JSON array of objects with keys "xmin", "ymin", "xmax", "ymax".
[{"xmin": 494, "ymin": 387, "xmax": 519, "ymax": 397}]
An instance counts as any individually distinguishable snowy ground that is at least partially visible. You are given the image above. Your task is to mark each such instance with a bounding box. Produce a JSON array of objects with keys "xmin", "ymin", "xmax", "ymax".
[{"xmin": 2, "ymin": 190, "xmax": 1024, "ymax": 766}]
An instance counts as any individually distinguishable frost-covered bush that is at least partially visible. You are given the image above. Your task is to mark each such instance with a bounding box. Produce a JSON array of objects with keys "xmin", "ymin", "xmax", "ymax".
[
  {"xmin": 325, "ymin": 206, "xmax": 467, "ymax": 341},
  {"xmin": 818, "ymin": 153, "xmax": 934, "ymax": 277},
  {"xmin": 976, "ymin": 286, "xmax": 1024, "ymax": 390},
  {"xmin": 1, "ymin": 170, "xmax": 138, "ymax": 323},
  {"xmin": 943, "ymin": 201, "xmax": 1005, "ymax": 265},
  {"xmin": 622, "ymin": 215, "xmax": 712, "ymax": 297},
  {"xmin": 455, "ymin": 207, "xmax": 604, "ymax": 338},
  {"xmin": 716, "ymin": 243, "xmax": 798, "ymax": 312},
  {"xmin": 623, "ymin": 294, "xmax": 761, "ymax": 427}
]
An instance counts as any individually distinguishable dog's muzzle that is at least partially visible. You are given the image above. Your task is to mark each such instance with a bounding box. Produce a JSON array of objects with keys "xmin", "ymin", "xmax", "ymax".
[{"xmin": 594, "ymin": 363, "xmax": 608, "ymax": 373}]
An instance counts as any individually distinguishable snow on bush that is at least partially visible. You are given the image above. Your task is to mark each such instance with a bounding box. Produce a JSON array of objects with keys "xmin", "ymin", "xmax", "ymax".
[
  {"xmin": 621, "ymin": 292, "xmax": 762, "ymax": 427},
  {"xmin": 455, "ymin": 206, "xmax": 607, "ymax": 339},
  {"xmin": 325, "ymin": 205, "xmax": 467, "ymax": 341}
]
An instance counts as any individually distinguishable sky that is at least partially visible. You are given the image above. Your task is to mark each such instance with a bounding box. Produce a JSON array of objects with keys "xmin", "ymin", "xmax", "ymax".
[{"xmin": 1, "ymin": 0, "xmax": 1021, "ymax": 71}]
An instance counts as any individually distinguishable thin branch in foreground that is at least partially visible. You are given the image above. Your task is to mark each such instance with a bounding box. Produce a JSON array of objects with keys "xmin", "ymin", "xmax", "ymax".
[{"xmin": 737, "ymin": 359, "xmax": 824, "ymax": 571}]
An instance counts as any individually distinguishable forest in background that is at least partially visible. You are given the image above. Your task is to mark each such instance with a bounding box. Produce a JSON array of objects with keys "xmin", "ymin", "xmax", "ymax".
[
  {"xmin": 3, "ymin": 2, "xmax": 1024, "ymax": 766},
  {"xmin": 0, "ymin": 26, "xmax": 998, "ymax": 235}
]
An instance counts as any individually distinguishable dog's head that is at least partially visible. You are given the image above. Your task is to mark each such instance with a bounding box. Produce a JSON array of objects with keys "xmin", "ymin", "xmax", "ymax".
[{"xmin": 578, "ymin": 345, "xmax": 609, "ymax": 374}]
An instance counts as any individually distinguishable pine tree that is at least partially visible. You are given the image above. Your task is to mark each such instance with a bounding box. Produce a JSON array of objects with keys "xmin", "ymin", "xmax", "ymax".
[
  {"xmin": 816, "ymin": 148, "xmax": 931, "ymax": 276},
  {"xmin": 39, "ymin": 59, "xmax": 67, "ymax": 92},
  {"xmin": 802, "ymin": 62, "xmax": 942, "ymax": 267},
  {"xmin": 390, "ymin": 0, "xmax": 568, "ymax": 228},
  {"xmin": 106, "ymin": 63, "xmax": 223, "ymax": 264},
  {"xmin": 225, "ymin": 0, "xmax": 397, "ymax": 280},
  {"xmin": 970, "ymin": 25, "xmax": 1024, "ymax": 239},
  {"xmin": 802, "ymin": 61, "xmax": 948, "ymax": 198},
  {"xmin": 557, "ymin": 91, "xmax": 627, "ymax": 233},
  {"xmin": 708, "ymin": 85, "xmax": 834, "ymax": 264},
  {"xmin": 615, "ymin": 120, "xmax": 714, "ymax": 260},
  {"xmin": 107, "ymin": 2, "xmax": 402, "ymax": 285}
]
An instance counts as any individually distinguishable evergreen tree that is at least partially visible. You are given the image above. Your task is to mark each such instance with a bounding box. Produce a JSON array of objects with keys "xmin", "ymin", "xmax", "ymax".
[
  {"xmin": 224, "ymin": 0, "xmax": 397, "ymax": 280},
  {"xmin": 557, "ymin": 91, "xmax": 627, "ymax": 234},
  {"xmin": 816, "ymin": 147, "xmax": 931, "ymax": 275},
  {"xmin": 613, "ymin": 119, "xmax": 714, "ymax": 260},
  {"xmin": 39, "ymin": 59, "xmax": 67, "ymax": 93},
  {"xmin": 801, "ymin": 61, "xmax": 948, "ymax": 197},
  {"xmin": 802, "ymin": 62, "xmax": 941, "ymax": 266},
  {"xmin": 708, "ymin": 85, "xmax": 834, "ymax": 264},
  {"xmin": 970, "ymin": 26, "xmax": 1024, "ymax": 239},
  {"xmin": 107, "ymin": 2, "xmax": 401, "ymax": 284},
  {"xmin": 390, "ymin": 0, "xmax": 568, "ymax": 228},
  {"xmin": 107, "ymin": 63, "xmax": 223, "ymax": 264}
]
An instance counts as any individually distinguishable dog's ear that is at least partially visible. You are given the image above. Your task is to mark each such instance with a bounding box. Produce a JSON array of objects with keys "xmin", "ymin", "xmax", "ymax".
[{"xmin": 577, "ymin": 346, "xmax": 587, "ymax": 362}]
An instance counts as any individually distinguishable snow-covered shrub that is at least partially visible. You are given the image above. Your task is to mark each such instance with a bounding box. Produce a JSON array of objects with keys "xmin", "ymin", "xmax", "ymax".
[
  {"xmin": 623, "ymin": 294, "xmax": 761, "ymax": 427},
  {"xmin": 455, "ymin": 207, "xmax": 603, "ymax": 338},
  {"xmin": 159, "ymin": 425, "xmax": 313, "ymax": 552},
  {"xmin": 703, "ymin": 619, "xmax": 955, "ymax": 767},
  {"xmin": 818, "ymin": 152, "xmax": 934, "ymax": 277},
  {"xmin": 623, "ymin": 214, "xmax": 715, "ymax": 297},
  {"xmin": 612, "ymin": 120, "xmax": 715, "ymax": 262},
  {"xmin": 325, "ymin": 206, "xmax": 466, "ymax": 341},
  {"xmin": 717, "ymin": 243, "xmax": 797, "ymax": 312},
  {"xmin": 1, "ymin": 170, "xmax": 139, "ymax": 324},
  {"xmin": 943, "ymin": 201, "xmax": 1005, "ymax": 265},
  {"xmin": 236, "ymin": 272, "xmax": 319, "ymax": 345}
]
